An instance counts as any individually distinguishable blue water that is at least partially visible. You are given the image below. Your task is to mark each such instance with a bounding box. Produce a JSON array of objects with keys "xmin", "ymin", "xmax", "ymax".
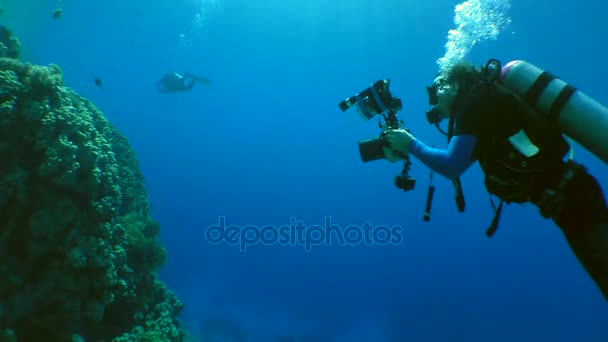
[{"xmin": 4, "ymin": 0, "xmax": 608, "ymax": 340}]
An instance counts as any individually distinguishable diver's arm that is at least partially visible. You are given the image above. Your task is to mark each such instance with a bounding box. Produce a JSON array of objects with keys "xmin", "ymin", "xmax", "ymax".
[
  {"xmin": 185, "ymin": 72, "xmax": 212, "ymax": 85},
  {"xmin": 184, "ymin": 79, "xmax": 196, "ymax": 91},
  {"xmin": 408, "ymin": 135, "xmax": 477, "ymax": 180},
  {"xmin": 195, "ymin": 77, "xmax": 212, "ymax": 85}
]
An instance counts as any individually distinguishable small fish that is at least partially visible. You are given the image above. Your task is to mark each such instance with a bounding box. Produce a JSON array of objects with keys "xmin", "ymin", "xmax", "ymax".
[
  {"xmin": 53, "ymin": 8, "xmax": 62, "ymax": 19},
  {"xmin": 94, "ymin": 78, "xmax": 103, "ymax": 90}
]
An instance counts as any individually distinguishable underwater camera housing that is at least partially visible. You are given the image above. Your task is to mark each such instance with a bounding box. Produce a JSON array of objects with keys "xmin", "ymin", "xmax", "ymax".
[
  {"xmin": 339, "ymin": 79, "xmax": 415, "ymax": 192},
  {"xmin": 338, "ymin": 79, "xmax": 403, "ymax": 121},
  {"xmin": 338, "ymin": 79, "xmax": 403, "ymax": 162}
]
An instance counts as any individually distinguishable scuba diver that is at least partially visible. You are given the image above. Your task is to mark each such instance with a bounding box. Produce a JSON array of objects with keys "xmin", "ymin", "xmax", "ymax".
[
  {"xmin": 156, "ymin": 72, "xmax": 211, "ymax": 94},
  {"xmin": 382, "ymin": 59, "xmax": 608, "ymax": 300}
]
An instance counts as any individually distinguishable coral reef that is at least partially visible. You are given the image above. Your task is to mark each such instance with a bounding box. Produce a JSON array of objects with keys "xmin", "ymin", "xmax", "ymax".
[
  {"xmin": 0, "ymin": 25, "xmax": 20, "ymax": 59},
  {"xmin": 0, "ymin": 26, "xmax": 190, "ymax": 341}
]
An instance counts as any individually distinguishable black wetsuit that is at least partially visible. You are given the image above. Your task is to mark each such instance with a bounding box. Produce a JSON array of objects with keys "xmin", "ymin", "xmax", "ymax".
[{"xmin": 452, "ymin": 82, "xmax": 608, "ymax": 300}]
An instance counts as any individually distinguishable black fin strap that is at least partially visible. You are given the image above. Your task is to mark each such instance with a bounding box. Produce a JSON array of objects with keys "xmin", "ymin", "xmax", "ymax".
[
  {"xmin": 547, "ymin": 84, "xmax": 577, "ymax": 124},
  {"xmin": 486, "ymin": 199, "xmax": 504, "ymax": 237}
]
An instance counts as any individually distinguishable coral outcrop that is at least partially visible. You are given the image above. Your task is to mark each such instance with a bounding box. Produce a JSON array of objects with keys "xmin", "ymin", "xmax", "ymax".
[{"xmin": 0, "ymin": 26, "xmax": 190, "ymax": 341}]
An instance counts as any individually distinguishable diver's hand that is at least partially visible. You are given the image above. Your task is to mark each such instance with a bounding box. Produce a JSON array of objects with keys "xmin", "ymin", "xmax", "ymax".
[
  {"xmin": 383, "ymin": 146, "xmax": 403, "ymax": 163},
  {"xmin": 385, "ymin": 129, "xmax": 415, "ymax": 154}
]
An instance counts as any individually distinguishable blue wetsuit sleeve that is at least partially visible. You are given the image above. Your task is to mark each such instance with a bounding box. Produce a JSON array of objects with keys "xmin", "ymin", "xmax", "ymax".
[{"xmin": 408, "ymin": 135, "xmax": 478, "ymax": 180}]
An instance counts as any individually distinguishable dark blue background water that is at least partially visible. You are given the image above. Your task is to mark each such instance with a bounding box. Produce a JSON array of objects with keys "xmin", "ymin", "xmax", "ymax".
[{"xmin": 4, "ymin": 0, "xmax": 608, "ymax": 340}]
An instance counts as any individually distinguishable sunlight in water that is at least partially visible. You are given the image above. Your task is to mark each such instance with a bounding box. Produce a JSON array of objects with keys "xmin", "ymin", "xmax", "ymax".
[
  {"xmin": 437, "ymin": 0, "xmax": 511, "ymax": 75},
  {"xmin": 192, "ymin": 0, "xmax": 223, "ymax": 30},
  {"xmin": 180, "ymin": 0, "xmax": 223, "ymax": 47}
]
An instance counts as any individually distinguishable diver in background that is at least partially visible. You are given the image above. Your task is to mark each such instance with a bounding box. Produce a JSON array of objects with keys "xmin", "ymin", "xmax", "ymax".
[{"xmin": 157, "ymin": 72, "xmax": 211, "ymax": 94}]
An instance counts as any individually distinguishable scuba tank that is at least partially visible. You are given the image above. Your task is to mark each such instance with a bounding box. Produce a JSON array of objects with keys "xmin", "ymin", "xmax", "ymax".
[{"xmin": 500, "ymin": 60, "xmax": 608, "ymax": 165}]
